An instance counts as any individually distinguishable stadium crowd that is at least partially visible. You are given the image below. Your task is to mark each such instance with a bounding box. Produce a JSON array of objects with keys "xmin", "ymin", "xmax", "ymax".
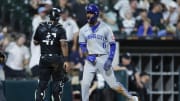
[{"xmin": 0, "ymin": 0, "xmax": 180, "ymax": 101}]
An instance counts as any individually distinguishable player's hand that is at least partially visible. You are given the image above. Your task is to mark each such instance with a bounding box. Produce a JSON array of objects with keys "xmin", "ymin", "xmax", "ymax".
[
  {"xmin": 86, "ymin": 55, "xmax": 96, "ymax": 65},
  {"xmin": 89, "ymin": 89, "xmax": 93, "ymax": 96},
  {"xmin": 63, "ymin": 62, "xmax": 71, "ymax": 72},
  {"xmin": 104, "ymin": 59, "xmax": 112, "ymax": 71}
]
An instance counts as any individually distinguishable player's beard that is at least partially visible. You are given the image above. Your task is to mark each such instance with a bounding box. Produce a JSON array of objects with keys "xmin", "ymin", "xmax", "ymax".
[{"xmin": 87, "ymin": 18, "xmax": 97, "ymax": 26}]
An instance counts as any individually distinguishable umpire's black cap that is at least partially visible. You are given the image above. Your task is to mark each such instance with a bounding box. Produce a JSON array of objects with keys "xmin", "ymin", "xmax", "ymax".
[{"xmin": 122, "ymin": 52, "xmax": 131, "ymax": 59}]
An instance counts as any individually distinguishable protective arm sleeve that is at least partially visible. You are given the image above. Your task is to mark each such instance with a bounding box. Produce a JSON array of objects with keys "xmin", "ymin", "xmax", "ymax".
[
  {"xmin": 108, "ymin": 42, "xmax": 116, "ymax": 60},
  {"xmin": 79, "ymin": 42, "xmax": 87, "ymax": 54}
]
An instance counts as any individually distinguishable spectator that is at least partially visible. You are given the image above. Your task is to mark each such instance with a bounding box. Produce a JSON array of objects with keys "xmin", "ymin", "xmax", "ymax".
[
  {"xmin": 177, "ymin": 0, "xmax": 180, "ymax": 12},
  {"xmin": 41, "ymin": 0, "xmax": 53, "ymax": 12},
  {"xmin": 113, "ymin": 0, "xmax": 130, "ymax": 19},
  {"xmin": 176, "ymin": 21, "xmax": 180, "ymax": 39},
  {"xmin": 28, "ymin": 0, "xmax": 41, "ymax": 17},
  {"xmin": 59, "ymin": 8, "xmax": 79, "ymax": 52},
  {"xmin": 137, "ymin": 72, "xmax": 150, "ymax": 101},
  {"xmin": 113, "ymin": 53, "xmax": 151, "ymax": 101},
  {"xmin": 121, "ymin": 11, "xmax": 136, "ymax": 36},
  {"xmin": 58, "ymin": 0, "xmax": 71, "ymax": 10},
  {"xmin": 163, "ymin": 1, "xmax": 179, "ymax": 26},
  {"xmin": 99, "ymin": 7, "xmax": 119, "ymax": 32},
  {"xmin": 114, "ymin": 0, "xmax": 140, "ymax": 18},
  {"xmin": 136, "ymin": 9, "xmax": 149, "ymax": 28},
  {"xmin": 4, "ymin": 34, "xmax": 30, "ymax": 80},
  {"xmin": 129, "ymin": 0, "xmax": 141, "ymax": 18},
  {"xmin": 56, "ymin": 0, "xmax": 72, "ymax": 13},
  {"xmin": 157, "ymin": 25, "xmax": 176, "ymax": 39},
  {"xmin": 71, "ymin": 0, "xmax": 89, "ymax": 27},
  {"xmin": 137, "ymin": 18, "xmax": 153, "ymax": 37},
  {"xmin": 113, "ymin": 52, "xmax": 143, "ymax": 92},
  {"xmin": 0, "ymin": 26, "xmax": 13, "ymax": 51},
  {"xmin": 161, "ymin": 0, "xmax": 173, "ymax": 8},
  {"xmin": 0, "ymin": 35, "xmax": 10, "ymax": 79},
  {"xmin": 148, "ymin": 3, "xmax": 164, "ymax": 31},
  {"xmin": 32, "ymin": 6, "xmax": 49, "ymax": 32},
  {"xmin": 138, "ymin": 0, "xmax": 150, "ymax": 10}
]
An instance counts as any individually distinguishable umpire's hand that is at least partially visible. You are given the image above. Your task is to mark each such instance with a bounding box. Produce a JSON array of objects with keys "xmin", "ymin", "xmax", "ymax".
[{"xmin": 63, "ymin": 62, "xmax": 71, "ymax": 72}]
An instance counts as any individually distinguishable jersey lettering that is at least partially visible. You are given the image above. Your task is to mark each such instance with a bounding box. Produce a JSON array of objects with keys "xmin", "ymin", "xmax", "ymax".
[{"xmin": 87, "ymin": 34, "xmax": 106, "ymax": 41}]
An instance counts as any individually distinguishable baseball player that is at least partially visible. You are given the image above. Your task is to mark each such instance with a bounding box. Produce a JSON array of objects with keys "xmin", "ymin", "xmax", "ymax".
[
  {"xmin": 79, "ymin": 4, "xmax": 138, "ymax": 101},
  {"xmin": 34, "ymin": 8, "xmax": 70, "ymax": 101}
]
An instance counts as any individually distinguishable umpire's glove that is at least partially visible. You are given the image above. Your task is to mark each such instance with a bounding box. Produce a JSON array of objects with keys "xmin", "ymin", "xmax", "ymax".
[
  {"xmin": 103, "ymin": 58, "xmax": 112, "ymax": 71},
  {"xmin": 86, "ymin": 55, "xmax": 96, "ymax": 65}
]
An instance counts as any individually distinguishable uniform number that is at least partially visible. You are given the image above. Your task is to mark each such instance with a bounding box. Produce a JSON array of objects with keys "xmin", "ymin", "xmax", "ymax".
[
  {"xmin": 102, "ymin": 42, "xmax": 106, "ymax": 48},
  {"xmin": 42, "ymin": 32, "xmax": 56, "ymax": 45}
]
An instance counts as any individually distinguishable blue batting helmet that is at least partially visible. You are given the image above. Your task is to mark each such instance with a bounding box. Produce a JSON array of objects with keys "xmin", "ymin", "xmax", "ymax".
[{"xmin": 85, "ymin": 3, "xmax": 99, "ymax": 23}]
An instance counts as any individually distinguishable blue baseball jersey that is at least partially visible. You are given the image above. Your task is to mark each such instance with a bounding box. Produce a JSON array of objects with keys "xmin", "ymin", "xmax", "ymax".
[{"xmin": 79, "ymin": 21, "xmax": 115, "ymax": 54}]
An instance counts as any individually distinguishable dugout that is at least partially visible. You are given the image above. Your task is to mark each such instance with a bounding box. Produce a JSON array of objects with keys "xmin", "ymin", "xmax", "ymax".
[{"xmin": 118, "ymin": 39, "xmax": 180, "ymax": 101}]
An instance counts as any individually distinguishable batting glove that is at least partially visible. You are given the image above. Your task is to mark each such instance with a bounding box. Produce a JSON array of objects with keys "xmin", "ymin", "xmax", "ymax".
[
  {"xmin": 86, "ymin": 55, "xmax": 96, "ymax": 65},
  {"xmin": 104, "ymin": 58, "xmax": 112, "ymax": 71}
]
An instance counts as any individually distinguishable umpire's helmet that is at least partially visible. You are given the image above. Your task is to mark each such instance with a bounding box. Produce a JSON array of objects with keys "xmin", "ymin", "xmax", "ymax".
[
  {"xmin": 49, "ymin": 8, "xmax": 61, "ymax": 21},
  {"xmin": 85, "ymin": 3, "xmax": 99, "ymax": 23}
]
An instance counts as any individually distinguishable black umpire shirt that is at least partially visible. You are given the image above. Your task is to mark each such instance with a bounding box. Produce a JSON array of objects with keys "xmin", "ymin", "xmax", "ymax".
[{"xmin": 34, "ymin": 22, "xmax": 66, "ymax": 55}]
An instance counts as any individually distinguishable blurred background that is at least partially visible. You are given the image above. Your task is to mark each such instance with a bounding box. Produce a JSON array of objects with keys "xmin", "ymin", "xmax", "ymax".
[{"xmin": 0, "ymin": 0, "xmax": 180, "ymax": 101}]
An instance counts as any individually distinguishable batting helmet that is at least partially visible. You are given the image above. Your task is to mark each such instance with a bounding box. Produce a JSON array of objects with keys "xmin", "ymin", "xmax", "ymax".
[
  {"xmin": 49, "ymin": 8, "xmax": 62, "ymax": 21},
  {"xmin": 85, "ymin": 3, "xmax": 99, "ymax": 23}
]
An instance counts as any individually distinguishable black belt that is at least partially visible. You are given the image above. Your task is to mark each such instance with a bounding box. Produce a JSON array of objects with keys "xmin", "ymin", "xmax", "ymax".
[
  {"xmin": 41, "ymin": 54, "xmax": 61, "ymax": 57},
  {"xmin": 89, "ymin": 54, "xmax": 106, "ymax": 57}
]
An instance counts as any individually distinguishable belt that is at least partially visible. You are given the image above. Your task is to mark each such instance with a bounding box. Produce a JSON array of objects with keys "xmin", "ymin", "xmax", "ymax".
[
  {"xmin": 41, "ymin": 54, "xmax": 60, "ymax": 57},
  {"xmin": 89, "ymin": 54, "xmax": 106, "ymax": 57}
]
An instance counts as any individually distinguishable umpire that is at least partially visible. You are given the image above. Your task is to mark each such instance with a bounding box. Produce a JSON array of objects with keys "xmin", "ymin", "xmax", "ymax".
[{"xmin": 34, "ymin": 8, "xmax": 71, "ymax": 101}]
